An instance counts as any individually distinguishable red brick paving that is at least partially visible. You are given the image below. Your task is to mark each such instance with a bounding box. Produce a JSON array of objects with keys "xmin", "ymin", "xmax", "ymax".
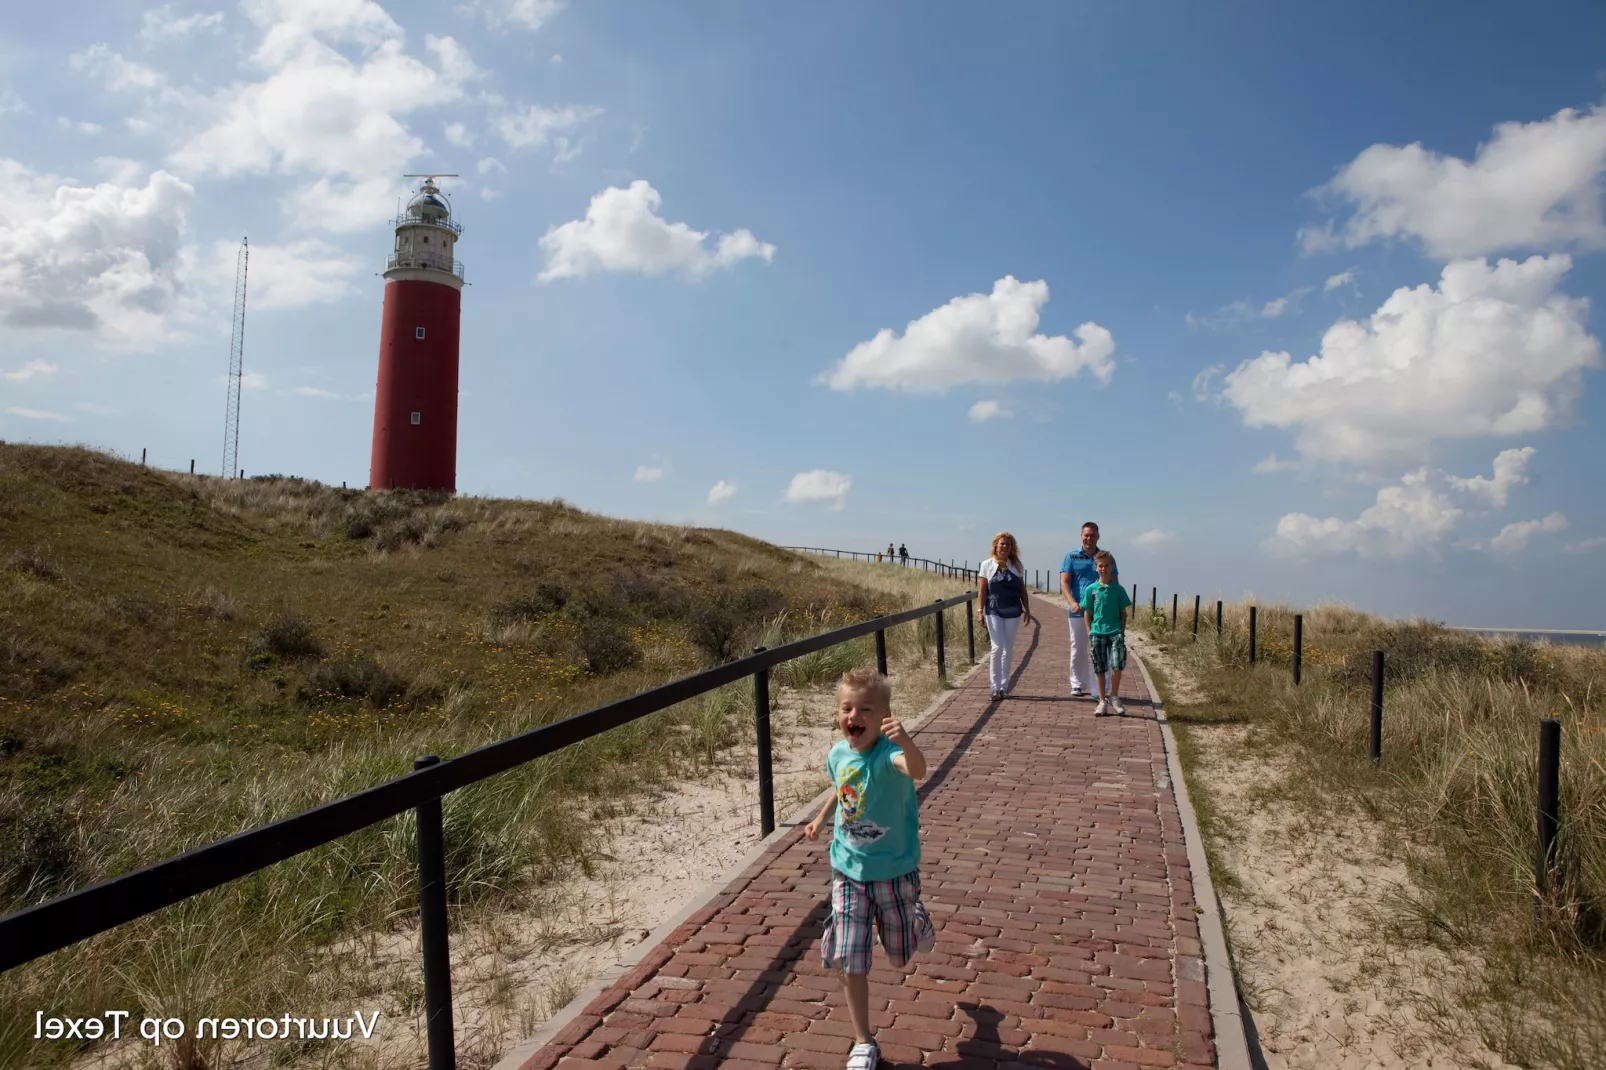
[{"xmin": 518, "ymin": 609, "xmax": 1216, "ymax": 1070}]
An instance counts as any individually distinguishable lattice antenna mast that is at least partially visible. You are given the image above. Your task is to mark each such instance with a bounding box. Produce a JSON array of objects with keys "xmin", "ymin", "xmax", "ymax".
[{"xmin": 222, "ymin": 238, "xmax": 248, "ymax": 478}]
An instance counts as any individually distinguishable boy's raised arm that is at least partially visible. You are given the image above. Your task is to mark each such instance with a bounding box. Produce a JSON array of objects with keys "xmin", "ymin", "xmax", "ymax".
[{"xmin": 884, "ymin": 716, "xmax": 928, "ymax": 780}]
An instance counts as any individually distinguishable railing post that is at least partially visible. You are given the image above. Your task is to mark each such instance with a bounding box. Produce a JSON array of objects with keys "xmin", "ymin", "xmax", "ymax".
[
  {"xmin": 1171, "ymin": 593, "xmax": 1178, "ymax": 630},
  {"xmin": 965, "ymin": 597, "xmax": 976, "ymax": 663},
  {"xmin": 875, "ymin": 628, "xmax": 888, "ymax": 676},
  {"xmin": 753, "ymin": 648, "xmax": 775, "ymax": 837},
  {"xmin": 1151, "ymin": 587, "xmax": 1157, "ymax": 614},
  {"xmin": 1191, "ymin": 595, "xmax": 1200, "ymax": 641},
  {"xmin": 1293, "ymin": 614, "xmax": 1303, "ymax": 685},
  {"xmin": 1369, "ymin": 650, "xmax": 1384, "ymax": 761},
  {"xmin": 1216, "ymin": 600, "xmax": 1223, "ymax": 638},
  {"xmin": 1536, "ymin": 717, "xmax": 1561, "ymax": 908},
  {"xmin": 934, "ymin": 600, "xmax": 946, "ymax": 681},
  {"xmin": 1130, "ymin": 583, "xmax": 1137, "ymax": 611},
  {"xmin": 1248, "ymin": 606, "xmax": 1257, "ymax": 664},
  {"xmin": 413, "ymin": 755, "xmax": 456, "ymax": 1070}
]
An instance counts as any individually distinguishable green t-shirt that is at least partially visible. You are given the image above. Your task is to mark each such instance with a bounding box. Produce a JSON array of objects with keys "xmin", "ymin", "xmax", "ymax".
[
  {"xmin": 1083, "ymin": 580, "xmax": 1131, "ymax": 636},
  {"xmin": 827, "ymin": 734, "xmax": 920, "ymax": 881}
]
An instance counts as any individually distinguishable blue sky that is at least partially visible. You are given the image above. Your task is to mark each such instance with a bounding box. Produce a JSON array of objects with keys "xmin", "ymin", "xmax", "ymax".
[{"xmin": 3, "ymin": 1, "xmax": 1606, "ymax": 627}]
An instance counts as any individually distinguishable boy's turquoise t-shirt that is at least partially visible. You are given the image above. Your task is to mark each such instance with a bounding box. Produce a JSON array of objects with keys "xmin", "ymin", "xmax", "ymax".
[
  {"xmin": 1083, "ymin": 581, "xmax": 1131, "ymax": 636},
  {"xmin": 827, "ymin": 733, "xmax": 920, "ymax": 882}
]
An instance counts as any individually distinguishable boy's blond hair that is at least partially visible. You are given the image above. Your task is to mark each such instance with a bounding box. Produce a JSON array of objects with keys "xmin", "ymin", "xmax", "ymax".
[
  {"xmin": 838, "ymin": 667, "xmax": 892, "ymax": 710},
  {"xmin": 1094, "ymin": 550, "xmax": 1115, "ymax": 566}
]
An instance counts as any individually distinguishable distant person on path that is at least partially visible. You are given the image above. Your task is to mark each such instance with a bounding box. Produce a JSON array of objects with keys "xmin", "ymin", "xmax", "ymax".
[
  {"xmin": 978, "ymin": 531, "xmax": 1033, "ymax": 700},
  {"xmin": 898, "ymin": 543, "xmax": 908, "ymax": 565},
  {"xmin": 886, "ymin": 542, "xmax": 896, "ymax": 561},
  {"xmin": 805, "ymin": 668, "xmax": 936, "ymax": 1070},
  {"xmin": 1061, "ymin": 521, "xmax": 1117, "ymax": 698},
  {"xmin": 1083, "ymin": 551, "xmax": 1131, "ymax": 716}
]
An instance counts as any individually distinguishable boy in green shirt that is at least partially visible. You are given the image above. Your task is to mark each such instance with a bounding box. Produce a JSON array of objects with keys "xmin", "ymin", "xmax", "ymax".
[{"xmin": 1083, "ymin": 550, "xmax": 1132, "ymax": 716}]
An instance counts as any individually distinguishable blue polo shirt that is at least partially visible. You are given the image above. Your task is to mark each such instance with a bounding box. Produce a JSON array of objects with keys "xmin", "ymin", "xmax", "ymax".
[{"xmin": 1061, "ymin": 548, "xmax": 1117, "ymax": 618}]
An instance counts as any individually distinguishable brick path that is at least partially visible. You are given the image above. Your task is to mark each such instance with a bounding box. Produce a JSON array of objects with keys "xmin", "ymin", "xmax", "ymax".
[{"xmin": 519, "ymin": 603, "xmax": 1215, "ymax": 1070}]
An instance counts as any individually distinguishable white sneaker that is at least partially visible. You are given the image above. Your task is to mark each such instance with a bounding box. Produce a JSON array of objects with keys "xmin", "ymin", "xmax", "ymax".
[
  {"xmin": 913, "ymin": 901, "xmax": 936, "ymax": 953},
  {"xmin": 846, "ymin": 1041, "xmax": 880, "ymax": 1070},
  {"xmin": 1094, "ymin": 698, "xmax": 1109, "ymax": 716},
  {"xmin": 1111, "ymin": 697, "xmax": 1126, "ymax": 715}
]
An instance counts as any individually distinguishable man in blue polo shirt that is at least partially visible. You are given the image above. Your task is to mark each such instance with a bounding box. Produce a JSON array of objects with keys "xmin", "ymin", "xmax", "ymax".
[{"xmin": 1060, "ymin": 521, "xmax": 1117, "ymax": 698}]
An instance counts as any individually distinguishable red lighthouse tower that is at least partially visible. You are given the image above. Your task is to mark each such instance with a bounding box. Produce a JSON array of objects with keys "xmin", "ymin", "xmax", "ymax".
[{"xmin": 369, "ymin": 175, "xmax": 464, "ymax": 492}]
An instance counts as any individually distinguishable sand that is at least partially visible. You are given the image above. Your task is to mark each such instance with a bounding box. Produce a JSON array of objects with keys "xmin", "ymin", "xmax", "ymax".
[{"xmin": 1127, "ymin": 631, "xmax": 1517, "ymax": 1070}]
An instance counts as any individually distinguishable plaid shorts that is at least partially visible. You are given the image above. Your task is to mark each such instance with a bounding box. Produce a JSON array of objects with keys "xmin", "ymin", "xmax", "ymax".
[
  {"xmin": 1090, "ymin": 632, "xmax": 1128, "ymax": 674},
  {"xmin": 821, "ymin": 870, "xmax": 921, "ymax": 975}
]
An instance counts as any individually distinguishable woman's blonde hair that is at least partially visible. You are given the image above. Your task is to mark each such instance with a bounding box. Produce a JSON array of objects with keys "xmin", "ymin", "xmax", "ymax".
[{"xmin": 990, "ymin": 531, "xmax": 1023, "ymax": 572}]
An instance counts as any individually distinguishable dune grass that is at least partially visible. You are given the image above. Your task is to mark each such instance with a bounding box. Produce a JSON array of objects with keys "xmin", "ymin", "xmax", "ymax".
[
  {"xmin": 0, "ymin": 444, "xmax": 978, "ymax": 1070},
  {"xmin": 1143, "ymin": 599, "xmax": 1606, "ymax": 1069}
]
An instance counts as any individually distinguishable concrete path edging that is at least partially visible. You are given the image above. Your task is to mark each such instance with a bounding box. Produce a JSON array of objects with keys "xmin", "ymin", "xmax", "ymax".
[
  {"xmin": 1130, "ymin": 646, "xmax": 1254, "ymax": 1070},
  {"xmin": 491, "ymin": 659, "xmax": 983, "ymax": 1070}
]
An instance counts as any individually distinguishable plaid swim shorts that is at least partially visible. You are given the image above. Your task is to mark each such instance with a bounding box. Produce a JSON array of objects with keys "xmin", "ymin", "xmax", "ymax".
[
  {"xmin": 1090, "ymin": 632, "xmax": 1128, "ymax": 675},
  {"xmin": 821, "ymin": 869, "xmax": 921, "ymax": 975}
]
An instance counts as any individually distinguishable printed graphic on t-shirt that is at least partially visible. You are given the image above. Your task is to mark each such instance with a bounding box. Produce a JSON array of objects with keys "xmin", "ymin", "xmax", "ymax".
[{"xmin": 835, "ymin": 762, "xmax": 888, "ymax": 846}]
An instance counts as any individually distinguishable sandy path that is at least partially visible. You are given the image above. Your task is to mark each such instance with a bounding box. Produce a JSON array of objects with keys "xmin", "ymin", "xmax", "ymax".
[{"xmin": 1127, "ymin": 631, "xmax": 1516, "ymax": 1070}]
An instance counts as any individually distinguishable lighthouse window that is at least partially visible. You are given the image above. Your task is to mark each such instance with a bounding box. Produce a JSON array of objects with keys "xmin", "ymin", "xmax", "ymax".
[
  {"xmin": 411, "ymin": 412, "xmax": 422, "ymax": 425},
  {"xmin": 415, "ymin": 327, "xmax": 426, "ymax": 339}
]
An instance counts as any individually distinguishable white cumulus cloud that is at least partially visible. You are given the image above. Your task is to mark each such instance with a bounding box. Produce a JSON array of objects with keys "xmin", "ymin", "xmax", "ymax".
[
  {"xmin": 1267, "ymin": 448, "xmax": 1541, "ymax": 558},
  {"xmin": 460, "ymin": 0, "xmax": 564, "ymax": 31},
  {"xmin": 5, "ymin": 407, "xmax": 69, "ymax": 421},
  {"xmin": 1323, "ymin": 269, "xmax": 1356, "ymax": 293},
  {"xmin": 73, "ymin": 1, "xmax": 506, "ymax": 233},
  {"xmin": 138, "ymin": 5, "xmax": 225, "ymax": 44},
  {"xmin": 538, "ymin": 181, "xmax": 775, "ymax": 281},
  {"xmin": 785, "ymin": 470, "xmax": 851, "ymax": 511},
  {"xmin": 968, "ymin": 400, "xmax": 1010, "ymax": 422},
  {"xmin": 1133, "ymin": 529, "xmax": 1175, "ymax": 550},
  {"xmin": 707, "ymin": 480, "xmax": 735, "ymax": 504},
  {"xmin": 819, "ymin": 276, "xmax": 1114, "ymax": 394},
  {"xmin": 1564, "ymin": 537, "xmax": 1606, "ymax": 555},
  {"xmin": 2, "ymin": 360, "xmax": 58, "ymax": 381},
  {"xmin": 492, "ymin": 102, "xmax": 600, "ymax": 151},
  {"xmin": 0, "ymin": 159, "xmax": 194, "ymax": 344},
  {"xmin": 219, "ymin": 239, "xmax": 364, "ymax": 310},
  {"xmin": 1489, "ymin": 512, "xmax": 1568, "ymax": 553},
  {"xmin": 1299, "ymin": 105, "xmax": 1606, "ymax": 259},
  {"xmin": 1222, "ymin": 255, "xmax": 1602, "ymax": 463},
  {"xmin": 633, "ymin": 465, "xmax": 665, "ymax": 483}
]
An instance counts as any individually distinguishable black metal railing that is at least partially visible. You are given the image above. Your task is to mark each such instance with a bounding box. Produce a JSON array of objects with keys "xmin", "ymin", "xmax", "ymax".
[
  {"xmin": 784, "ymin": 546, "xmax": 1071, "ymax": 596},
  {"xmin": 1145, "ymin": 586, "xmax": 1579, "ymax": 918},
  {"xmin": 0, "ymin": 590, "xmax": 976, "ymax": 1069},
  {"xmin": 782, "ymin": 545, "xmax": 977, "ymax": 579}
]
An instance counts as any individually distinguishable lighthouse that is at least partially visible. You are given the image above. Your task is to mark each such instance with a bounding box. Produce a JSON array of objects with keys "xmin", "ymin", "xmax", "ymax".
[{"xmin": 369, "ymin": 175, "xmax": 464, "ymax": 492}]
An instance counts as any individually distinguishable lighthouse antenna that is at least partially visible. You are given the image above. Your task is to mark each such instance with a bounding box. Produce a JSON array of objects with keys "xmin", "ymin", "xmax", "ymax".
[{"xmin": 221, "ymin": 237, "xmax": 248, "ymax": 479}]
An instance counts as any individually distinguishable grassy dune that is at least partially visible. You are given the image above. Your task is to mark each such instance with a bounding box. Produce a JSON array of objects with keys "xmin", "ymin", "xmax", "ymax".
[
  {"xmin": 0, "ymin": 443, "xmax": 976, "ymax": 1069},
  {"xmin": 1143, "ymin": 600, "xmax": 1606, "ymax": 1069}
]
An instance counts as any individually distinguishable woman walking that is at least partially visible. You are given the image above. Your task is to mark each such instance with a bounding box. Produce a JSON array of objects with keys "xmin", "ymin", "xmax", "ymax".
[{"xmin": 978, "ymin": 531, "xmax": 1032, "ymax": 700}]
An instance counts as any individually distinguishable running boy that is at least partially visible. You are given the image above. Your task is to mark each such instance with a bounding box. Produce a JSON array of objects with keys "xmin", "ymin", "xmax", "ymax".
[
  {"xmin": 1084, "ymin": 550, "xmax": 1132, "ymax": 716},
  {"xmin": 805, "ymin": 667, "xmax": 935, "ymax": 1070}
]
